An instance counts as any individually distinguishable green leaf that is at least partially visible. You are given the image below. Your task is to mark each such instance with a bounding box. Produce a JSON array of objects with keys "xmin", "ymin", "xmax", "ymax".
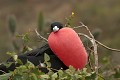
[
  {"xmin": 85, "ymin": 72, "xmax": 96, "ymax": 80},
  {"xmin": 31, "ymin": 73, "xmax": 38, "ymax": 80},
  {"xmin": 38, "ymin": 12, "xmax": 44, "ymax": 32},
  {"xmin": 16, "ymin": 33, "xmax": 30, "ymax": 43},
  {"xmin": 46, "ymin": 62, "xmax": 51, "ymax": 67},
  {"xmin": 13, "ymin": 55, "xmax": 18, "ymax": 61},
  {"xmin": 58, "ymin": 70, "xmax": 63, "ymax": 77},
  {"xmin": 16, "ymin": 59, "xmax": 23, "ymax": 65},
  {"xmin": 26, "ymin": 61, "xmax": 35, "ymax": 69},
  {"xmin": 44, "ymin": 53, "xmax": 50, "ymax": 62},
  {"xmin": 22, "ymin": 33, "xmax": 30, "ymax": 43},
  {"xmin": 82, "ymin": 68, "xmax": 88, "ymax": 74},
  {"xmin": 74, "ymin": 74, "xmax": 82, "ymax": 79},
  {"xmin": 31, "ymin": 68, "xmax": 44, "ymax": 75},
  {"xmin": 6, "ymin": 51, "xmax": 16, "ymax": 56},
  {"xmin": 15, "ymin": 65, "xmax": 27, "ymax": 74},
  {"xmin": 52, "ymin": 73, "xmax": 58, "ymax": 79},
  {"xmin": 0, "ymin": 73, "xmax": 12, "ymax": 80},
  {"xmin": 2, "ymin": 62, "xmax": 13, "ymax": 68},
  {"xmin": 27, "ymin": 47, "xmax": 33, "ymax": 51},
  {"xmin": 114, "ymin": 68, "xmax": 120, "ymax": 78},
  {"xmin": 13, "ymin": 74, "xmax": 23, "ymax": 80},
  {"xmin": 69, "ymin": 65, "xmax": 75, "ymax": 72},
  {"xmin": 98, "ymin": 74, "xmax": 104, "ymax": 80},
  {"xmin": 40, "ymin": 74, "xmax": 50, "ymax": 79}
]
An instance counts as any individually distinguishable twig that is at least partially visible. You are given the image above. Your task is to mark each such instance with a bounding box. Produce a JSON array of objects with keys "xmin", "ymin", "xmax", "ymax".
[
  {"xmin": 0, "ymin": 70, "xmax": 6, "ymax": 74},
  {"xmin": 76, "ymin": 22, "xmax": 98, "ymax": 80},
  {"xmin": 87, "ymin": 46, "xmax": 95, "ymax": 71},
  {"xmin": 78, "ymin": 33, "xmax": 120, "ymax": 52},
  {"xmin": 98, "ymin": 74, "xmax": 105, "ymax": 80},
  {"xmin": 36, "ymin": 64, "xmax": 58, "ymax": 72},
  {"xmin": 95, "ymin": 40, "xmax": 120, "ymax": 52},
  {"xmin": 78, "ymin": 33, "xmax": 98, "ymax": 80},
  {"xmin": 87, "ymin": 51, "xmax": 94, "ymax": 71},
  {"xmin": 73, "ymin": 25, "xmax": 83, "ymax": 29},
  {"xmin": 78, "ymin": 32, "xmax": 120, "ymax": 79},
  {"xmin": 74, "ymin": 22, "xmax": 120, "ymax": 52},
  {"xmin": 35, "ymin": 29, "xmax": 48, "ymax": 42}
]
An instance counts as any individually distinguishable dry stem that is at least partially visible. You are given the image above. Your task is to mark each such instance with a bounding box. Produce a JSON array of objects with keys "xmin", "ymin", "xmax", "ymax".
[
  {"xmin": 95, "ymin": 40, "xmax": 120, "ymax": 52},
  {"xmin": 75, "ymin": 22, "xmax": 98, "ymax": 80},
  {"xmin": 74, "ymin": 22, "xmax": 120, "ymax": 79},
  {"xmin": 35, "ymin": 29, "xmax": 48, "ymax": 42},
  {"xmin": 0, "ymin": 70, "xmax": 6, "ymax": 74}
]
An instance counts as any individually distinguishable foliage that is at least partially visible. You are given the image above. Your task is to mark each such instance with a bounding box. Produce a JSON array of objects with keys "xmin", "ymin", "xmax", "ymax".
[
  {"xmin": 65, "ymin": 12, "xmax": 75, "ymax": 27},
  {"xmin": 0, "ymin": 53, "xmax": 97, "ymax": 80},
  {"xmin": 16, "ymin": 33, "xmax": 30, "ymax": 44},
  {"xmin": 0, "ymin": 33, "xmax": 120, "ymax": 80}
]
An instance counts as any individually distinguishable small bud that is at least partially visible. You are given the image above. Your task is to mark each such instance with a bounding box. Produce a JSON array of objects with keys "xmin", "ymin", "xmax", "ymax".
[
  {"xmin": 72, "ymin": 12, "xmax": 74, "ymax": 16},
  {"xmin": 13, "ymin": 55, "xmax": 18, "ymax": 61}
]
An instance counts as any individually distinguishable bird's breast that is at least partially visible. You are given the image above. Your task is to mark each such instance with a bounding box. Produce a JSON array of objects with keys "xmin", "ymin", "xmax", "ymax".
[{"xmin": 48, "ymin": 27, "xmax": 88, "ymax": 69}]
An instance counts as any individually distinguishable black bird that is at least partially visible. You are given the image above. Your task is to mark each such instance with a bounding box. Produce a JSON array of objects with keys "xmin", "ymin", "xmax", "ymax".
[
  {"xmin": 0, "ymin": 22, "xmax": 101, "ymax": 75},
  {"xmin": 0, "ymin": 22, "xmax": 67, "ymax": 75}
]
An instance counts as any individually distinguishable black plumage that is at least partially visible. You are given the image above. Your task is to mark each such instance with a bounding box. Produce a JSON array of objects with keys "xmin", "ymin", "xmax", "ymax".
[
  {"xmin": 0, "ymin": 22, "xmax": 67, "ymax": 75},
  {"xmin": 0, "ymin": 44, "xmax": 68, "ymax": 75},
  {"xmin": 50, "ymin": 22, "xmax": 63, "ymax": 31}
]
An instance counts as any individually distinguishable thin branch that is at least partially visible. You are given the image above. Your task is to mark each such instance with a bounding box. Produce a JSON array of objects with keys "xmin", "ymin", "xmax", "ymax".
[
  {"xmin": 78, "ymin": 33, "xmax": 98, "ymax": 80},
  {"xmin": 74, "ymin": 22, "xmax": 120, "ymax": 52},
  {"xmin": 73, "ymin": 25, "xmax": 83, "ymax": 29},
  {"xmin": 87, "ymin": 51, "xmax": 94, "ymax": 71},
  {"xmin": 78, "ymin": 33, "xmax": 92, "ymax": 40},
  {"xmin": 98, "ymin": 74, "xmax": 105, "ymax": 80},
  {"xmin": 35, "ymin": 29, "xmax": 48, "ymax": 42},
  {"xmin": 76, "ymin": 22, "xmax": 98, "ymax": 80},
  {"xmin": 78, "ymin": 33, "xmax": 120, "ymax": 52},
  {"xmin": 87, "ymin": 46, "xmax": 95, "ymax": 71},
  {"xmin": 0, "ymin": 70, "xmax": 6, "ymax": 74},
  {"xmin": 95, "ymin": 40, "xmax": 120, "ymax": 52},
  {"xmin": 75, "ymin": 22, "xmax": 119, "ymax": 79},
  {"xmin": 78, "ymin": 32, "xmax": 120, "ymax": 79},
  {"xmin": 79, "ymin": 22, "xmax": 94, "ymax": 38}
]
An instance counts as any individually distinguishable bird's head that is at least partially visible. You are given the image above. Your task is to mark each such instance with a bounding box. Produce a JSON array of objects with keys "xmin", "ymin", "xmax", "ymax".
[{"xmin": 50, "ymin": 22, "xmax": 63, "ymax": 32}]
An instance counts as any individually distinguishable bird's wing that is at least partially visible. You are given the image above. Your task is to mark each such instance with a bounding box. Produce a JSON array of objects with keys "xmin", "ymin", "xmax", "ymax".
[{"xmin": 25, "ymin": 44, "xmax": 54, "ymax": 56}]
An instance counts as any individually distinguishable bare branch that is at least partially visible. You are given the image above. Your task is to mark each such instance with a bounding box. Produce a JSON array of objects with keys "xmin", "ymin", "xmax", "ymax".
[
  {"xmin": 74, "ymin": 22, "xmax": 120, "ymax": 52},
  {"xmin": 87, "ymin": 51, "xmax": 94, "ymax": 71},
  {"xmin": 98, "ymin": 74, "xmax": 105, "ymax": 80},
  {"xmin": 0, "ymin": 70, "xmax": 6, "ymax": 74},
  {"xmin": 35, "ymin": 29, "xmax": 48, "ymax": 42},
  {"xmin": 73, "ymin": 25, "xmax": 83, "ymax": 29},
  {"xmin": 79, "ymin": 22, "xmax": 95, "ymax": 38},
  {"xmin": 95, "ymin": 40, "xmax": 120, "ymax": 52},
  {"xmin": 77, "ymin": 22, "xmax": 99, "ymax": 80},
  {"xmin": 78, "ymin": 33, "xmax": 98, "ymax": 80},
  {"xmin": 78, "ymin": 31, "xmax": 120, "ymax": 79},
  {"xmin": 78, "ymin": 33, "xmax": 120, "ymax": 52}
]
